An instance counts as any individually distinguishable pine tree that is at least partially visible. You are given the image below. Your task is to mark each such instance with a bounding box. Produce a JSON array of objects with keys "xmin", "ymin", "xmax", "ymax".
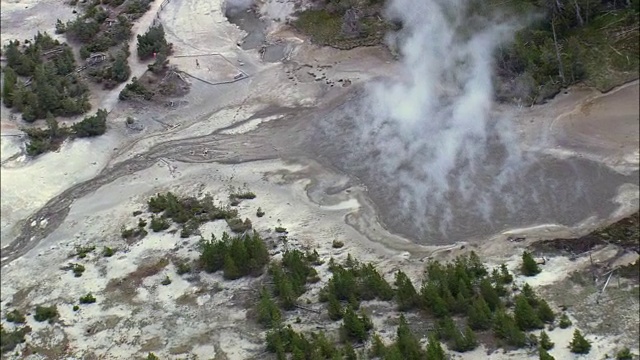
[
  {"xmin": 395, "ymin": 315, "xmax": 424, "ymax": 359},
  {"xmin": 292, "ymin": 346, "xmax": 306, "ymax": 360},
  {"xmin": 539, "ymin": 330, "xmax": 554, "ymax": 350},
  {"xmin": 493, "ymin": 309, "xmax": 527, "ymax": 348},
  {"xmin": 514, "ymin": 295, "xmax": 544, "ymax": 330},
  {"xmin": 467, "ymin": 296, "xmax": 492, "ymax": 330},
  {"xmin": 558, "ymin": 313, "xmax": 572, "ymax": 329},
  {"xmin": 521, "ymin": 283, "xmax": 538, "ymax": 305},
  {"xmin": 343, "ymin": 342, "xmax": 357, "ymax": 360},
  {"xmin": 383, "ymin": 346, "xmax": 403, "ymax": 360},
  {"xmin": 500, "ymin": 263, "xmax": 513, "ymax": 283},
  {"xmin": 278, "ymin": 277, "xmax": 296, "ymax": 310},
  {"xmin": 537, "ymin": 299, "xmax": 555, "ymax": 323},
  {"xmin": 370, "ymin": 333, "xmax": 386, "ymax": 358},
  {"xmin": 539, "ymin": 347, "xmax": 555, "ymax": 360},
  {"xmin": 394, "ymin": 270, "xmax": 418, "ymax": 311},
  {"xmin": 2, "ymin": 67, "xmax": 17, "ymax": 107},
  {"xmin": 479, "ymin": 278, "xmax": 502, "ymax": 311},
  {"xmin": 451, "ymin": 325, "xmax": 477, "ymax": 352},
  {"xmin": 425, "ymin": 334, "xmax": 446, "ymax": 360},
  {"xmin": 522, "ymin": 251, "xmax": 541, "ymax": 276},
  {"xmin": 257, "ymin": 288, "xmax": 281, "ymax": 328},
  {"xmin": 616, "ymin": 347, "xmax": 634, "ymax": 360},
  {"xmin": 223, "ymin": 254, "xmax": 240, "ymax": 280},
  {"xmin": 436, "ymin": 316, "xmax": 457, "ymax": 342},
  {"xmin": 328, "ymin": 293, "xmax": 343, "ymax": 321},
  {"xmin": 462, "ymin": 325, "xmax": 478, "ymax": 351},
  {"xmin": 341, "ymin": 306, "xmax": 368, "ymax": 343},
  {"xmin": 569, "ymin": 329, "xmax": 591, "ymax": 354},
  {"xmin": 421, "ymin": 283, "xmax": 449, "ymax": 318}
]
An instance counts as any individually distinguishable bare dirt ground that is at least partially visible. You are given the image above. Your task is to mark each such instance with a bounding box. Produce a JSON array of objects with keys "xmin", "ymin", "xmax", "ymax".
[{"xmin": 1, "ymin": 0, "xmax": 638, "ymax": 358}]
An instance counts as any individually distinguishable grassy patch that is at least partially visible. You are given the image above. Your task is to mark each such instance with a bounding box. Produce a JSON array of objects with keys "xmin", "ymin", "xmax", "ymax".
[
  {"xmin": 79, "ymin": 293, "xmax": 97, "ymax": 304},
  {"xmin": 33, "ymin": 305, "xmax": 58, "ymax": 322},
  {"xmin": 5, "ymin": 309, "xmax": 26, "ymax": 324},
  {"xmin": 0, "ymin": 325, "xmax": 31, "ymax": 354},
  {"xmin": 293, "ymin": 9, "xmax": 389, "ymax": 49}
]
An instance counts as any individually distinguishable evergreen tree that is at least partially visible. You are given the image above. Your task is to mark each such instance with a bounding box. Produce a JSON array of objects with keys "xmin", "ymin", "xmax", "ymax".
[
  {"xmin": 479, "ymin": 278, "xmax": 502, "ymax": 311},
  {"xmin": 395, "ymin": 315, "xmax": 424, "ymax": 359},
  {"xmin": 223, "ymin": 253, "xmax": 240, "ymax": 280},
  {"xmin": 451, "ymin": 325, "xmax": 478, "ymax": 352},
  {"xmin": 370, "ymin": 333, "xmax": 387, "ymax": 358},
  {"xmin": 394, "ymin": 270, "xmax": 418, "ymax": 311},
  {"xmin": 278, "ymin": 277, "xmax": 297, "ymax": 310},
  {"xmin": 537, "ymin": 299, "xmax": 555, "ymax": 323},
  {"xmin": 616, "ymin": 347, "xmax": 634, "ymax": 360},
  {"xmin": 569, "ymin": 329, "xmax": 591, "ymax": 354},
  {"xmin": 493, "ymin": 309, "xmax": 527, "ymax": 348},
  {"xmin": 558, "ymin": 313, "xmax": 572, "ymax": 329},
  {"xmin": 343, "ymin": 342, "xmax": 357, "ymax": 360},
  {"xmin": 425, "ymin": 334, "xmax": 446, "ymax": 360},
  {"xmin": 539, "ymin": 330, "xmax": 554, "ymax": 350},
  {"xmin": 328, "ymin": 293, "xmax": 343, "ymax": 321},
  {"xmin": 436, "ymin": 316, "xmax": 457, "ymax": 342},
  {"xmin": 2, "ymin": 67, "xmax": 18, "ymax": 108},
  {"xmin": 521, "ymin": 283, "xmax": 539, "ymax": 306},
  {"xmin": 420, "ymin": 283, "xmax": 449, "ymax": 318},
  {"xmin": 467, "ymin": 296, "xmax": 492, "ymax": 330},
  {"xmin": 112, "ymin": 50, "xmax": 131, "ymax": 83},
  {"xmin": 514, "ymin": 295, "xmax": 544, "ymax": 330},
  {"xmin": 500, "ymin": 263, "xmax": 513, "ymax": 284},
  {"xmin": 522, "ymin": 251, "xmax": 541, "ymax": 276},
  {"xmin": 341, "ymin": 307, "xmax": 369, "ymax": 343},
  {"xmin": 383, "ymin": 346, "xmax": 403, "ymax": 360},
  {"xmin": 257, "ymin": 288, "xmax": 281, "ymax": 328},
  {"xmin": 292, "ymin": 346, "xmax": 305, "ymax": 360},
  {"xmin": 539, "ymin": 347, "xmax": 556, "ymax": 360}
]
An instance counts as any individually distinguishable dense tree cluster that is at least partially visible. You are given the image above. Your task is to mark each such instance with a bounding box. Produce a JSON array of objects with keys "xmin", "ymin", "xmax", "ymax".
[
  {"xmin": 495, "ymin": 0, "xmax": 639, "ymax": 102},
  {"xmin": 320, "ymin": 255, "xmax": 394, "ymax": 311},
  {"xmin": 198, "ymin": 231, "xmax": 269, "ymax": 280},
  {"xmin": 147, "ymin": 192, "xmax": 238, "ymax": 237},
  {"xmin": 266, "ymin": 326, "xmax": 349, "ymax": 359},
  {"xmin": 58, "ymin": 0, "xmax": 146, "ymax": 57},
  {"xmin": 22, "ymin": 109, "xmax": 108, "ymax": 156},
  {"xmin": 118, "ymin": 77, "xmax": 154, "ymax": 101},
  {"xmin": 55, "ymin": 0, "xmax": 139, "ymax": 87},
  {"xmin": 0, "ymin": 324, "xmax": 31, "ymax": 354},
  {"xmin": 136, "ymin": 25, "xmax": 173, "ymax": 61},
  {"xmin": 269, "ymin": 250, "xmax": 321, "ymax": 310},
  {"xmin": 521, "ymin": 251, "xmax": 542, "ymax": 276},
  {"xmin": 87, "ymin": 46, "xmax": 132, "ymax": 89},
  {"xmin": 2, "ymin": 33, "xmax": 91, "ymax": 122}
]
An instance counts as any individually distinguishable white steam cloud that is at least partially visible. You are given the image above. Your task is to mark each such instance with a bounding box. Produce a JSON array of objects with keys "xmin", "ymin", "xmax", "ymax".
[{"xmin": 345, "ymin": 0, "xmax": 531, "ymax": 239}]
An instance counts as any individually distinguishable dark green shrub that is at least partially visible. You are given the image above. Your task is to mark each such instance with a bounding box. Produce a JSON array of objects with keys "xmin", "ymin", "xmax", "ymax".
[
  {"xmin": 522, "ymin": 251, "xmax": 541, "ymax": 276},
  {"xmin": 33, "ymin": 305, "xmax": 58, "ymax": 322},
  {"xmin": 72, "ymin": 109, "xmax": 107, "ymax": 137},
  {"xmin": 136, "ymin": 25, "xmax": 172, "ymax": 60},
  {"xmin": 0, "ymin": 325, "xmax": 31, "ymax": 354},
  {"xmin": 569, "ymin": 329, "xmax": 591, "ymax": 354},
  {"xmin": 79, "ymin": 293, "xmax": 96, "ymax": 304},
  {"xmin": 150, "ymin": 216, "xmax": 170, "ymax": 232},
  {"xmin": 559, "ymin": 313, "xmax": 572, "ymax": 329},
  {"xmin": 5, "ymin": 310, "xmax": 26, "ymax": 324}
]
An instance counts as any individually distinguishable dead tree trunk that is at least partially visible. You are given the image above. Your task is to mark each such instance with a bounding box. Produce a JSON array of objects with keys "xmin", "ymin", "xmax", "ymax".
[
  {"xmin": 551, "ymin": 15, "xmax": 566, "ymax": 84},
  {"xmin": 573, "ymin": 0, "xmax": 584, "ymax": 26}
]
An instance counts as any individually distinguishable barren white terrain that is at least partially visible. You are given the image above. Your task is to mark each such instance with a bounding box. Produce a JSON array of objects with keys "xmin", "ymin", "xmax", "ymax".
[{"xmin": 1, "ymin": 0, "xmax": 639, "ymax": 358}]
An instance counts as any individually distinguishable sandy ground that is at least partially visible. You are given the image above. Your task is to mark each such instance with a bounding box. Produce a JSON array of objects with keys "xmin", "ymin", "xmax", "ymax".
[{"xmin": 0, "ymin": 0, "xmax": 638, "ymax": 358}]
